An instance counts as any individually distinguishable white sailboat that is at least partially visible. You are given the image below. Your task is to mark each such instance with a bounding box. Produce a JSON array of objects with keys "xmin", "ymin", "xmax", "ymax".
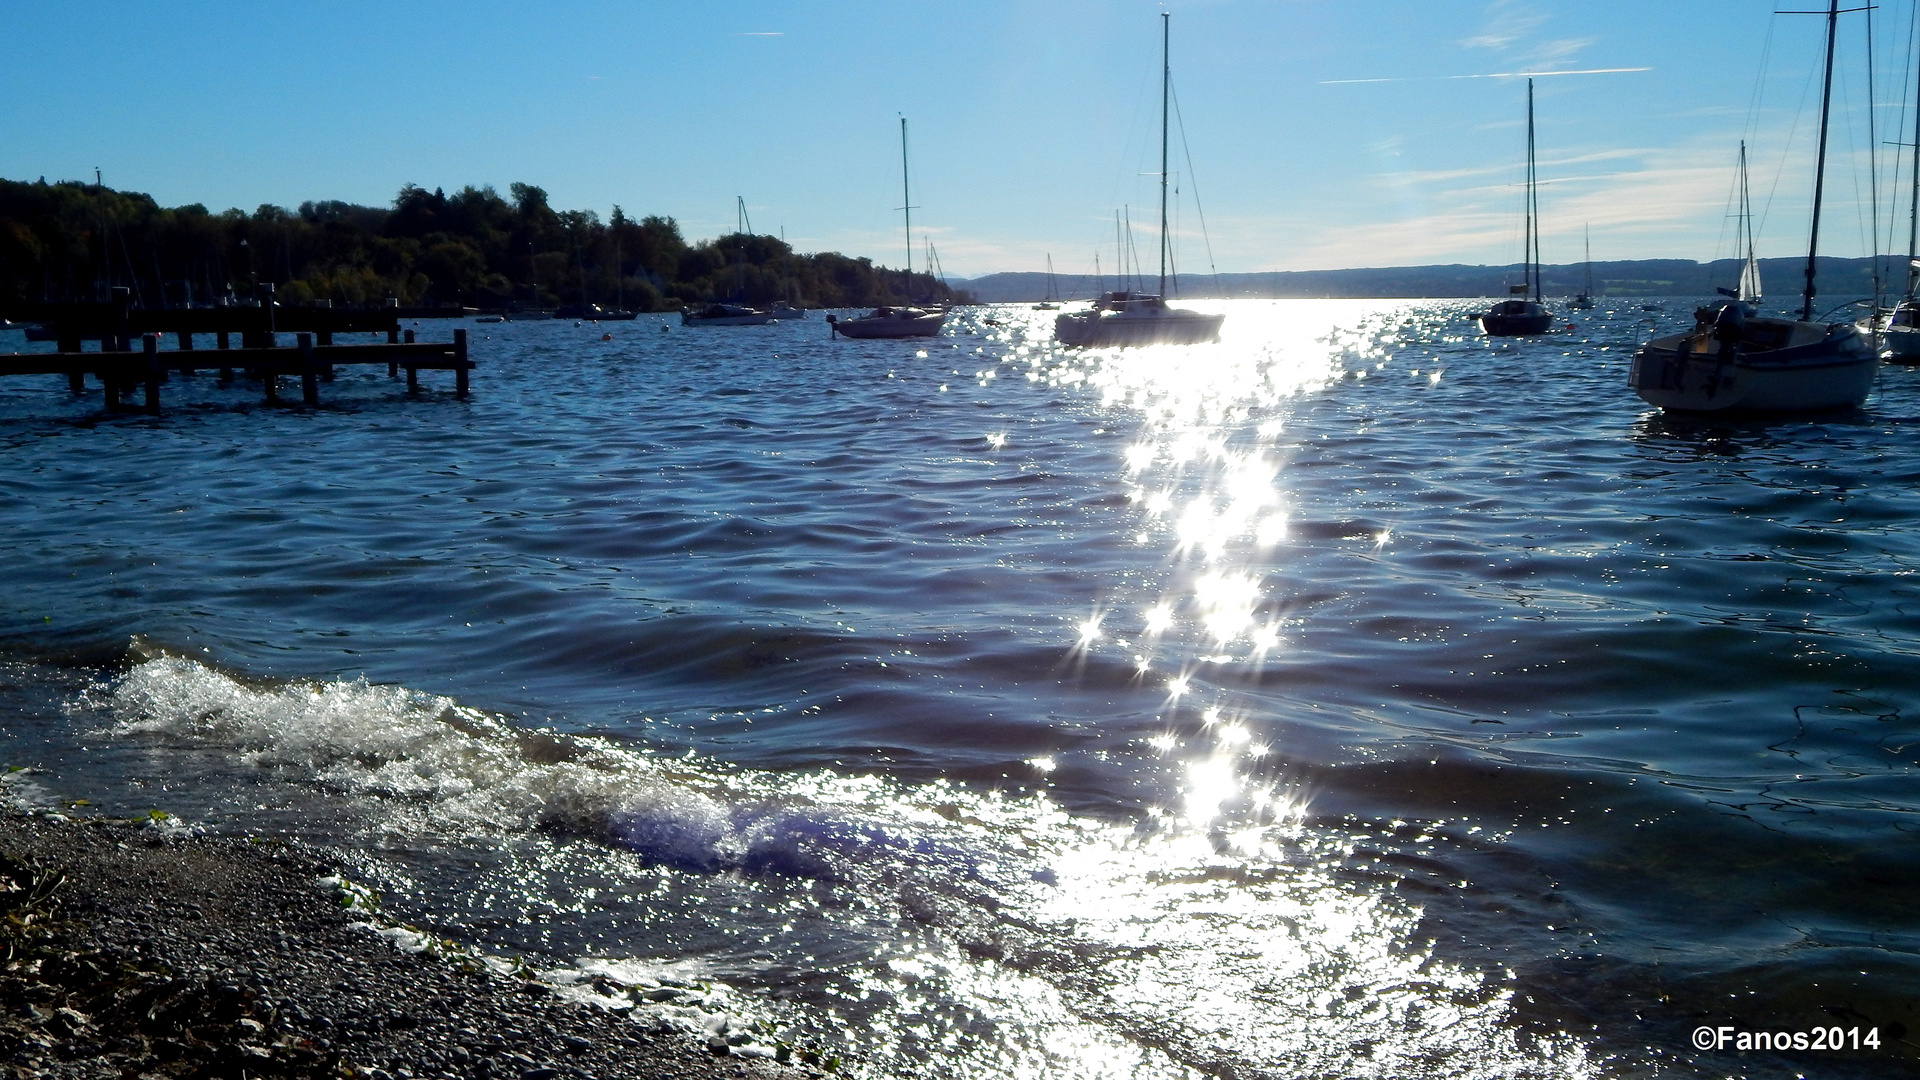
[
  {"xmin": 830, "ymin": 117, "xmax": 949, "ymax": 340},
  {"xmin": 1629, "ymin": 0, "xmax": 1878, "ymax": 413},
  {"xmin": 1054, "ymin": 13, "xmax": 1223, "ymax": 347},
  {"xmin": 1569, "ymin": 225, "xmax": 1595, "ymax": 309},
  {"xmin": 1736, "ymin": 142, "xmax": 1764, "ymax": 310},
  {"xmin": 1033, "ymin": 254, "xmax": 1060, "ymax": 310},
  {"xmin": 1479, "ymin": 79, "xmax": 1555, "ymax": 335}
]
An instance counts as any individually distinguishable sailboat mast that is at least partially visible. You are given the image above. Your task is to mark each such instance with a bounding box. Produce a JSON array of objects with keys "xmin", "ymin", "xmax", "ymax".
[
  {"xmin": 1527, "ymin": 78, "xmax": 1541, "ymax": 302},
  {"xmin": 1908, "ymin": 36, "xmax": 1920, "ymax": 298},
  {"xmin": 1803, "ymin": 0, "xmax": 1840, "ymax": 322},
  {"xmin": 1158, "ymin": 11, "xmax": 1171, "ymax": 298},
  {"xmin": 901, "ymin": 117, "xmax": 913, "ymax": 280}
]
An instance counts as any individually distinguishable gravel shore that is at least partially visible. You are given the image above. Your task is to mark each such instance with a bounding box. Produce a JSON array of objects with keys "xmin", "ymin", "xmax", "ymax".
[{"xmin": 0, "ymin": 809, "xmax": 803, "ymax": 1080}]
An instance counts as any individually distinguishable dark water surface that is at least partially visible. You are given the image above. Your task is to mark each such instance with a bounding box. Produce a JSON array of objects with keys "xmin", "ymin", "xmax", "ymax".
[{"xmin": 1, "ymin": 300, "xmax": 1915, "ymax": 1078}]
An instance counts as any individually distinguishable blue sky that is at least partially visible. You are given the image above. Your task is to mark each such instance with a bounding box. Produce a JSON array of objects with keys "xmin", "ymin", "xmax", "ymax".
[{"xmin": 3, "ymin": 1, "xmax": 1915, "ymax": 277}]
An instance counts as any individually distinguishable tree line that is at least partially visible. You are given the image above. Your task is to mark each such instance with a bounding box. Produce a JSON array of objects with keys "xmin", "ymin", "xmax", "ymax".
[{"xmin": 0, "ymin": 177, "xmax": 971, "ymax": 313}]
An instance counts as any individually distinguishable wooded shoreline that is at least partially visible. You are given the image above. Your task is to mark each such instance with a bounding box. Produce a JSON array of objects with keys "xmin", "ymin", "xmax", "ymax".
[{"xmin": 0, "ymin": 178, "xmax": 972, "ymax": 316}]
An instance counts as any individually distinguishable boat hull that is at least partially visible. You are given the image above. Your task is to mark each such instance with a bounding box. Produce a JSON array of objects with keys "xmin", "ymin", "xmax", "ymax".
[
  {"xmin": 1881, "ymin": 323, "xmax": 1920, "ymax": 363},
  {"xmin": 1628, "ymin": 320, "xmax": 1878, "ymax": 413},
  {"xmin": 830, "ymin": 311, "xmax": 945, "ymax": 338},
  {"xmin": 1480, "ymin": 311, "xmax": 1555, "ymax": 336},
  {"xmin": 681, "ymin": 304, "xmax": 772, "ymax": 326},
  {"xmin": 1054, "ymin": 309, "xmax": 1222, "ymax": 346}
]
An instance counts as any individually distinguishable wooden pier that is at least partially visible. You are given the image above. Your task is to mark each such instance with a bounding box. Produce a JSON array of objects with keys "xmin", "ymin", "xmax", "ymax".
[{"xmin": 0, "ymin": 291, "xmax": 474, "ymax": 414}]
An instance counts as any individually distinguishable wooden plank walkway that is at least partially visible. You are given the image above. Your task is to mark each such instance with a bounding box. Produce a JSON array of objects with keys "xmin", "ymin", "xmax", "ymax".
[{"xmin": 0, "ymin": 329, "xmax": 472, "ymax": 414}]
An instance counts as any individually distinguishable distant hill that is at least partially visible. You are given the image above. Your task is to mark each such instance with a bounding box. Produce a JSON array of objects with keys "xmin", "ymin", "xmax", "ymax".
[{"xmin": 952, "ymin": 257, "xmax": 1904, "ymax": 305}]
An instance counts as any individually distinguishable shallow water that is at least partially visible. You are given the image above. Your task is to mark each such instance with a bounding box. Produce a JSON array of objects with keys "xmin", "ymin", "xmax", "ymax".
[{"xmin": 1, "ymin": 300, "xmax": 1915, "ymax": 1078}]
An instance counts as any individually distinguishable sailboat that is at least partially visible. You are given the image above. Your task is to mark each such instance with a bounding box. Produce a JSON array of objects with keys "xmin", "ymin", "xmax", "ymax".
[
  {"xmin": 1054, "ymin": 13, "xmax": 1224, "ymax": 347},
  {"xmin": 1628, "ymin": 0, "xmax": 1878, "ymax": 412},
  {"xmin": 1871, "ymin": 46, "xmax": 1920, "ymax": 362},
  {"xmin": 1569, "ymin": 225, "xmax": 1596, "ymax": 309},
  {"xmin": 1479, "ymin": 79, "xmax": 1555, "ymax": 335},
  {"xmin": 829, "ymin": 117, "xmax": 947, "ymax": 340},
  {"xmin": 682, "ymin": 197, "xmax": 773, "ymax": 326},
  {"xmin": 1732, "ymin": 140, "xmax": 1763, "ymax": 311},
  {"xmin": 1033, "ymin": 254, "xmax": 1060, "ymax": 310}
]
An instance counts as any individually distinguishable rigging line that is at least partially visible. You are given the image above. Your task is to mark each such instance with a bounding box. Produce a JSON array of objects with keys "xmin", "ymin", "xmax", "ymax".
[
  {"xmin": 1757, "ymin": 12, "xmax": 1828, "ymax": 249},
  {"xmin": 1168, "ymin": 78, "xmax": 1222, "ymax": 292},
  {"xmin": 1881, "ymin": 0, "xmax": 1916, "ymax": 264}
]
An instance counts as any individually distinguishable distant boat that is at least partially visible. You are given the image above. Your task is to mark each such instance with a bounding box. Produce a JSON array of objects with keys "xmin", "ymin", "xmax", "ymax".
[
  {"xmin": 1054, "ymin": 14, "xmax": 1223, "ymax": 347},
  {"xmin": 554, "ymin": 303, "xmax": 637, "ymax": 321},
  {"xmin": 474, "ymin": 314, "xmax": 506, "ymax": 324},
  {"xmin": 681, "ymin": 197, "xmax": 773, "ymax": 327},
  {"xmin": 681, "ymin": 302, "xmax": 771, "ymax": 326},
  {"xmin": 828, "ymin": 306, "xmax": 943, "ymax": 338},
  {"xmin": 1034, "ymin": 254, "xmax": 1060, "ymax": 309},
  {"xmin": 1479, "ymin": 79, "xmax": 1555, "ymax": 336},
  {"xmin": 1569, "ymin": 226, "xmax": 1596, "ymax": 309},
  {"xmin": 1629, "ymin": 0, "xmax": 1878, "ymax": 413},
  {"xmin": 769, "ymin": 302, "xmax": 809, "ymax": 320},
  {"xmin": 832, "ymin": 116, "xmax": 949, "ymax": 340}
]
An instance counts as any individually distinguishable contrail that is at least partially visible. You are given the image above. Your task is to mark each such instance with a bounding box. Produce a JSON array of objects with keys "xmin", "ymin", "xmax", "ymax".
[{"xmin": 1321, "ymin": 66, "xmax": 1651, "ymax": 85}]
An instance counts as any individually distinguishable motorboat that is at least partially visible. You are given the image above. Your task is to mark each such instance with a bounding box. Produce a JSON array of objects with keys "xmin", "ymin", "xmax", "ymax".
[
  {"xmin": 681, "ymin": 303, "xmax": 771, "ymax": 326},
  {"xmin": 1054, "ymin": 291, "xmax": 1221, "ymax": 346},
  {"xmin": 827, "ymin": 306, "xmax": 944, "ymax": 338},
  {"xmin": 1479, "ymin": 79, "xmax": 1554, "ymax": 337},
  {"xmin": 769, "ymin": 302, "xmax": 809, "ymax": 320}
]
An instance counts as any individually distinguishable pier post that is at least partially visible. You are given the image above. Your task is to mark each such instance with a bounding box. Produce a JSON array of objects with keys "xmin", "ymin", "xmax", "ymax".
[
  {"xmin": 454, "ymin": 329, "xmax": 469, "ymax": 398},
  {"xmin": 299, "ymin": 333, "xmax": 318, "ymax": 406},
  {"xmin": 66, "ymin": 368, "xmax": 84, "ymax": 393},
  {"xmin": 143, "ymin": 334, "xmax": 161, "ymax": 415},
  {"xmin": 111, "ymin": 287, "xmax": 131, "ymax": 352},
  {"xmin": 404, "ymin": 329, "xmax": 418, "ymax": 390}
]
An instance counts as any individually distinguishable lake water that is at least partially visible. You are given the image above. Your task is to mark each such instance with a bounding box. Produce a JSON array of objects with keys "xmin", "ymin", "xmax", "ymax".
[{"xmin": 1, "ymin": 300, "xmax": 1914, "ymax": 1079}]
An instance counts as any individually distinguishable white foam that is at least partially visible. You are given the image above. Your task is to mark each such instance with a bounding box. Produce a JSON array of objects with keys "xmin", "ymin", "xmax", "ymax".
[{"xmin": 97, "ymin": 656, "xmax": 729, "ymax": 849}]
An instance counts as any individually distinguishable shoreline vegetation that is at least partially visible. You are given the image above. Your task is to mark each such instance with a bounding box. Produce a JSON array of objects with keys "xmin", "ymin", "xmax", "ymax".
[
  {"xmin": 0, "ymin": 177, "xmax": 972, "ymax": 315},
  {"xmin": 0, "ymin": 807, "xmax": 805, "ymax": 1080},
  {"xmin": 5, "ymin": 175, "xmax": 1905, "ymax": 317}
]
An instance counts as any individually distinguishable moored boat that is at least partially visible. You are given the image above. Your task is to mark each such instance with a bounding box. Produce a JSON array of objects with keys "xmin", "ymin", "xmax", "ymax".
[
  {"xmin": 1054, "ymin": 14, "xmax": 1222, "ymax": 348},
  {"xmin": 681, "ymin": 303, "xmax": 772, "ymax": 326},
  {"xmin": 1479, "ymin": 79, "xmax": 1554, "ymax": 337},
  {"xmin": 827, "ymin": 307, "xmax": 944, "ymax": 338},
  {"xmin": 1628, "ymin": 312, "xmax": 1876, "ymax": 412},
  {"xmin": 1630, "ymin": 0, "xmax": 1879, "ymax": 413},
  {"xmin": 828, "ymin": 117, "xmax": 950, "ymax": 340},
  {"xmin": 1054, "ymin": 291, "xmax": 1221, "ymax": 346},
  {"xmin": 554, "ymin": 303, "xmax": 637, "ymax": 321}
]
